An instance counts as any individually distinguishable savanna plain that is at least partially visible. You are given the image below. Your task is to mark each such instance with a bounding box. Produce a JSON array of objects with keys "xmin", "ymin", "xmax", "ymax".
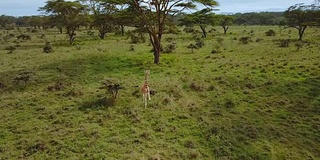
[{"xmin": 0, "ymin": 25, "xmax": 319, "ymax": 159}]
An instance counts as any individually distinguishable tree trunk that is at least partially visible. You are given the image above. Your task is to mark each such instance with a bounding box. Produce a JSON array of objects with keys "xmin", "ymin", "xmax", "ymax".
[
  {"xmin": 99, "ymin": 32, "xmax": 106, "ymax": 39},
  {"xmin": 69, "ymin": 29, "xmax": 76, "ymax": 45},
  {"xmin": 223, "ymin": 26, "xmax": 229, "ymax": 34},
  {"xmin": 149, "ymin": 32, "xmax": 161, "ymax": 64},
  {"xmin": 298, "ymin": 26, "xmax": 307, "ymax": 41},
  {"xmin": 153, "ymin": 50, "xmax": 160, "ymax": 64},
  {"xmin": 200, "ymin": 26, "xmax": 207, "ymax": 38},
  {"xmin": 121, "ymin": 25, "xmax": 125, "ymax": 36},
  {"xmin": 59, "ymin": 27, "xmax": 63, "ymax": 34}
]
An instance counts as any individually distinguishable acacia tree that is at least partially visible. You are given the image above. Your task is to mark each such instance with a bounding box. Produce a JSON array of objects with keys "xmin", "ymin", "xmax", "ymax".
[
  {"xmin": 130, "ymin": 0, "xmax": 218, "ymax": 64},
  {"xmin": 284, "ymin": 3, "xmax": 320, "ymax": 41},
  {"xmin": 81, "ymin": 0, "xmax": 119, "ymax": 39},
  {"xmin": 179, "ymin": 8, "xmax": 216, "ymax": 38},
  {"xmin": 39, "ymin": 0, "xmax": 90, "ymax": 44},
  {"xmin": 217, "ymin": 15, "xmax": 234, "ymax": 34}
]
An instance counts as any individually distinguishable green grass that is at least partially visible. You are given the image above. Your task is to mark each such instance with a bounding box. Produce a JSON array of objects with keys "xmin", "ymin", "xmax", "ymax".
[{"xmin": 0, "ymin": 26, "xmax": 319, "ymax": 159}]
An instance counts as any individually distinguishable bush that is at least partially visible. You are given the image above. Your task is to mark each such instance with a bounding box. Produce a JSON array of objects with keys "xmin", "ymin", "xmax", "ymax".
[
  {"xmin": 163, "ymin": 43, "xmax": 176, "ymax": 53},
  {"xmin": 99, "ymin": 79, "xmax": 123, "ymax": 105},
  {"xmin": 216, "ymin": 37, "xmax": 224, "ymax": 45},
  {"xmin": 239, "ymin": 36, "xmax": 251, "ymax": 44},
  {"xmin": 129, "ymin": 45, "xmax": 134, "ymax": 51},
  {"xmin": 195, "ymin": 37, "xmax": 204, "ymax": 48},
  {"xmin": 17, "ymin": 34, "xmax": 31, "ymax": 40},
  {"xmin": 31, "ymin": 29, "xmax": 38, "ymax": 33},
  {"xmin": 278, "ymin": 39, "xmax": 290, "ymax": 47},
  {"xmin": 187, "ymin": 44, "xmax": 198, "ymax": 53},
  {"xmin": 5, "ymin": 46, "xmax": 16, "ymax": 54},
  {"xmin": 43, "ymin": 42, "xmax": 53, "ymax": 53},
  {"xmin": 211, "ymin": 45, "xmax": 222, "ymax": 54},
  {"xmin": 256, "ymin": 38, "xmax": 263, "ymax": 42},
  {"xmin": 265, "ymin": 29, "xmax": 276, "ymax": 36}
]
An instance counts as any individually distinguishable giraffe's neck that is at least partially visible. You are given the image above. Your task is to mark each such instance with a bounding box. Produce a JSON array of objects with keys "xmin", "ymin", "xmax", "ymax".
[{"xmin": 144, "ymin": 73, "xmax": 148, "ymax": 83}]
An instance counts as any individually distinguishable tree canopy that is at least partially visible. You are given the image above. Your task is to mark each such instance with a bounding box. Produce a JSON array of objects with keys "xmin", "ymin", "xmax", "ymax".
[{"xmin": 130, "ymin": 0, "xmax": 219, "ymax": 64}]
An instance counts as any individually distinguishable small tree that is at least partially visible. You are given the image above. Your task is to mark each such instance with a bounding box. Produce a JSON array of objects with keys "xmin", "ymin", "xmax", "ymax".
[
  {"xmin": 179, "ymin": 8, "xmax": 216, "ymax": 38},
  {"xmin": 217, "ymin": 15, "xmax": 234, "ymax": 34}
]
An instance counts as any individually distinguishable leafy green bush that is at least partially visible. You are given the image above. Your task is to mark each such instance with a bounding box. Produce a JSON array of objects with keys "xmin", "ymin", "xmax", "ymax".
[{"xmin": 239, "ymin": 36, "xmax": 251, "ymax": 44}]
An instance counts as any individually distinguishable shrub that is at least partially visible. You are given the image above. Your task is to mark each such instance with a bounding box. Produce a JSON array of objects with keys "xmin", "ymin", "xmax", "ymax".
[
  {"xmin": 31, "ymin": 29, "xmax": 38, "ymax": 33},
  {"xmin": 265, "ymin": 29, "xmax": 276, "ymax": 36},
  {"xmin": 5, "ymin": 46, "xmax": 16, "ymax": 54},
  {"xmin": 43, "ymin": 42, "xmax": 53, "ymax": 53},
  {"xmin": 86, "ymin": 30, "xmax": 95, "ymax": 36},
  {"xmin": 216, "ymin": 37, "xmax": 224, "ymax": 45},
  {"xmin": 99, "ymin": 79, "xmax": 123, "ymax": 101},
  {"xmin": 163, "ymin": 43, "xmax": 176, "ymax": 53},
  {"xmin": 211, "ymin": 44, "xmax": 222, "ymax": 54},
  {"xmin": 256, "ymin": 38, "xmax": 263, "ymax": 42},
  {"xmin": 0, "ymin": 81, "xmax": 5, "ymax": 89},
  {"xmin": 187, "ymin": 44, "xmax": 198, "ymax": 53},
  {"xmin": 195, "ymin": 38, "xmax": 204, "ymax": 48},
  {"xmin": 278, "ymin": 39, "xmax": 290, "ymax": 47},
  {"xmin": 17, "ymin": 34, "xmax": 31, "ymax": 40},
  {"xmin": 239, "ymin": 36, "xmax": 251, "ymax": 44},
  {"xmin": 295, "ymin": 42, "xmax": 303, "ymax": 51},
  {"xmin": 129, "ymin": 45, "xmax": 134, "ymax": 51}
]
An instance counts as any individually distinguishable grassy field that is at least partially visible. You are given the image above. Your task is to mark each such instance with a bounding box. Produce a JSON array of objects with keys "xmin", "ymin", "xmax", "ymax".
[{"xmin": 0, "ymin": 25, "xmax": 319, "ymax": 159}]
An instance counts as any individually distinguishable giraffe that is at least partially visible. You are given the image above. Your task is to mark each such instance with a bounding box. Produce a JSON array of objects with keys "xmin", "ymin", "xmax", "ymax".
[{"xmin": 141, "ymin": 70, "xmax": 151, "ymax": 107}]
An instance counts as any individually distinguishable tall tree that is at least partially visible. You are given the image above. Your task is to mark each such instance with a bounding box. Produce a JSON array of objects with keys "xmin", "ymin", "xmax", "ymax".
[
  {"xmin": 130, "ymin": 0, "xmax": 218, "ymax": 64},
  {"xmin": 39, "ymin": 0, "xmax": 90, "ymax": 44},
  {"xmin": 217, "ymin": 15, "xmax": 233, "ymax": 34},
  {"xmin": 284, "ymin": 3, "xmax": 320, "ymax": 41}
]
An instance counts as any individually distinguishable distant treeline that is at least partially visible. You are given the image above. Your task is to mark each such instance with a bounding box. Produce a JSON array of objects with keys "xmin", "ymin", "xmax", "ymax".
[
  {"xmin": 0, "ymin": 11, "xmax": 284, "ymax": 29},
  {"xmin": 232, "ymin": 12, "xmax": 284, "ymax": 25}
]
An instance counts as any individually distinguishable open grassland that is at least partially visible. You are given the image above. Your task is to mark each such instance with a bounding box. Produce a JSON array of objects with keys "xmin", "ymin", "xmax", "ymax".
[{"xmin": 0, "ymin": 26, "xmax": 319, "ymax": 159}]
